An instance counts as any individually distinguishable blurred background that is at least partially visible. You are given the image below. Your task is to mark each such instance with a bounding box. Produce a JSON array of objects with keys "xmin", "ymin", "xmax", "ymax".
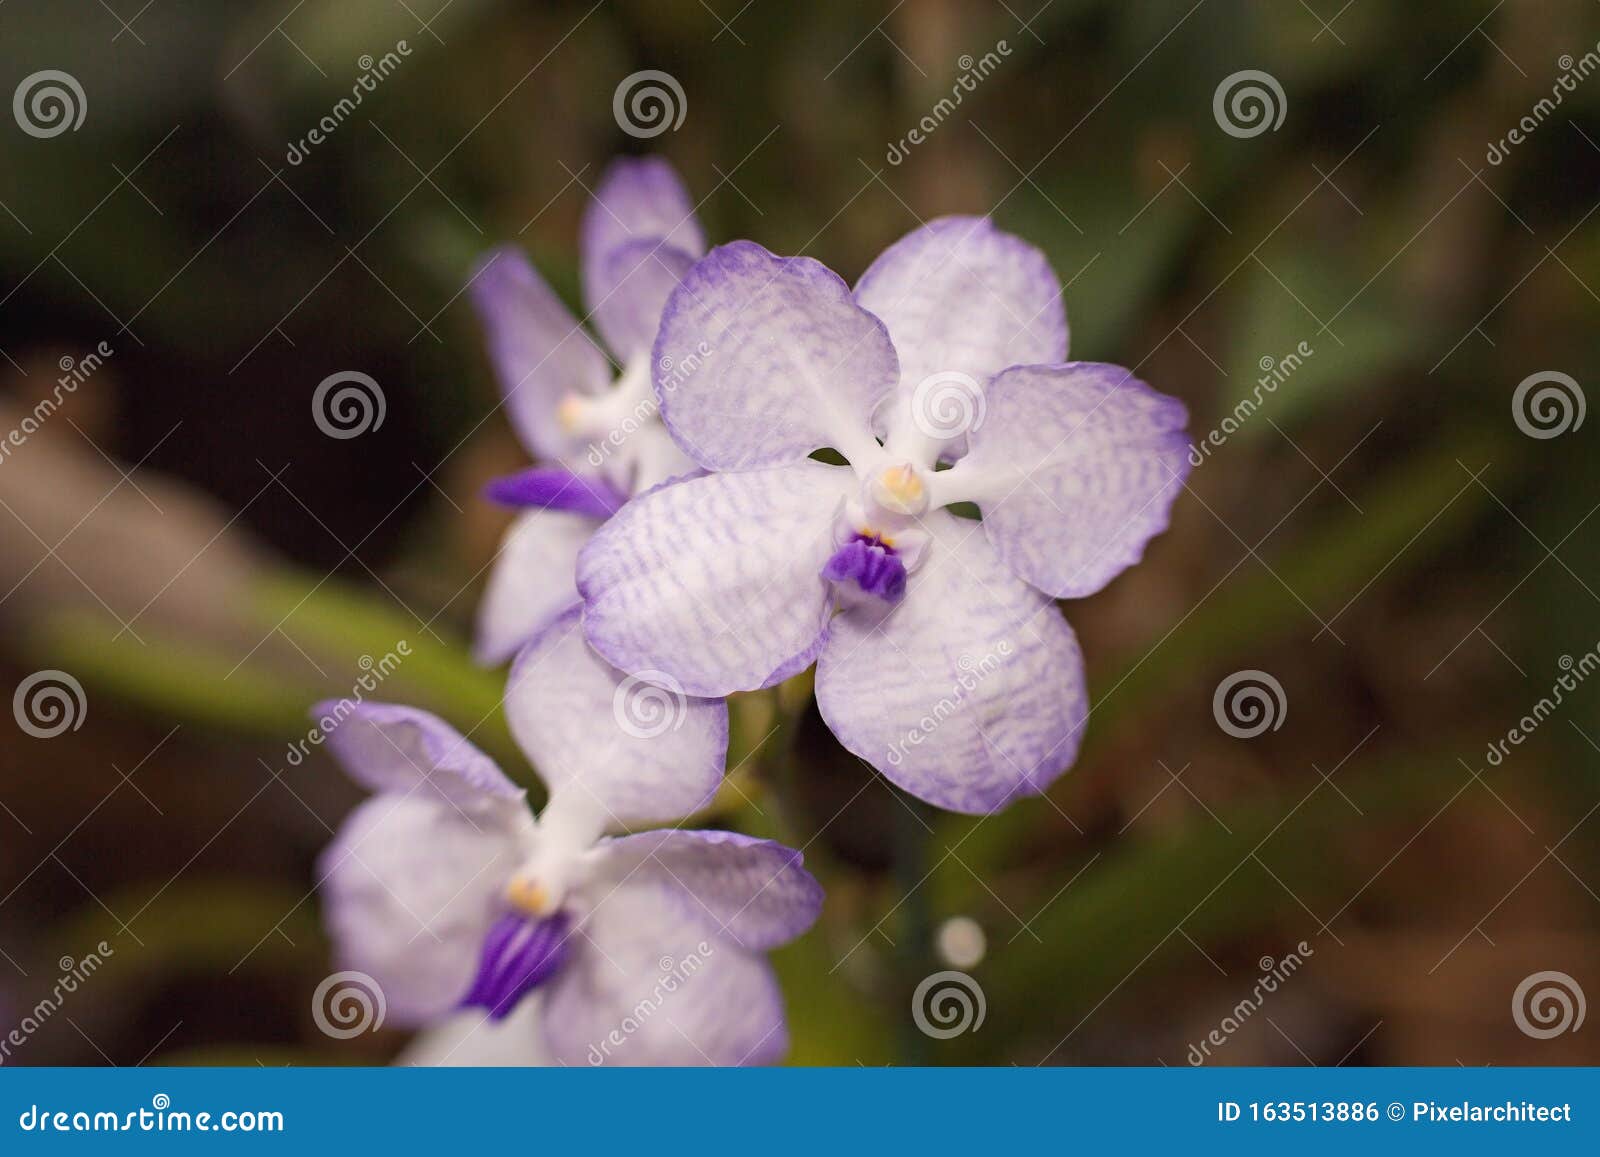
[{"xmin": 1, "ymin": 0, "xmax": 1597, "ymax": 1065}]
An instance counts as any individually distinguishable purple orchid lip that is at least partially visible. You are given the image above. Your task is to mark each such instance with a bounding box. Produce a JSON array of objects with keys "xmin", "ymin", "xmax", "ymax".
[
  {"xmin": 822, "ymin": 534, "xmax": 907, "ymax": 604},
  {"xmin": 484, "ymin": 468, "xmax": 627, "ymax": 519},
  {"xmin": 460, "ymin": 910, "xmax": 571, "ymax": 1020}
]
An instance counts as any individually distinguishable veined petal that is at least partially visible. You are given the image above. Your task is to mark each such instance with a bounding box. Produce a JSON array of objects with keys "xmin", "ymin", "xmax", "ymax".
[
  {"xmin": 468, "ymin": 246, "xmax": 612, "ymax": 463},
  {"xmin": 856, "ymin": 217, "xmax": 1067, "ymax": 460},
  {"xmin": 581, "ymin": 157, "xmax": 705, "ymax": 318},
  {"xmin": 577, "ymin": 462, "xmax": 850, "ymax": 697},
  {"xmin": 314, "ymin": 701, "xmax": 525, "ymax": 813},
  {"xmin": 319, "ymin": 795, "xmax": 526, "ymax": 1023},
  {"xmin": 588, "ymin": 830, "xmax": 822, "ymax": 952},
  {"xmin": 591, "ymin": 240, "xmax": 696, "ymax": 365},
  {"xmin": 505, "ymin": 607, "xmax": 727, "ymax": 826},
  {"xmin": 473, "ymin": 508, "xmax": 597, "ymax": 667},
  {"xmin": 947, "ymin": 362, "xmax": 1191, "ymax": 598},
  {"xmin": 816, "ymin": 512, "xmax": 1087, "ymax": 814},
  {"xmin": 654, "ymin": 241, "xmax": 899, "ymax": 471},
  {"xmin": 541, "ymin": 885, "xmax": 788, "ymax": 1066}
]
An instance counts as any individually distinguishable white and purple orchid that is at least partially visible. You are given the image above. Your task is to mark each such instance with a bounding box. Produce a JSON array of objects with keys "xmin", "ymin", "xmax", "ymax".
[
  {"xmin": 315, "ymin": 613, "xmax": 821, "ymax": 1066},
  {"xmin": 577, "ymin": 217, "xmax": 1191, "ymax": 814},
  {"xmin": 470, "ymin": 156, "xmax": 707, "ymax": 664}
]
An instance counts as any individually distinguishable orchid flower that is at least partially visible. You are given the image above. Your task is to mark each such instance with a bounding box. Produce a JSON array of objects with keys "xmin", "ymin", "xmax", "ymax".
[
  {"xmin": 578, "ymin": 217, "xmax": 1191, "ymax": 814},
  {"xmin": 470, "ymin": 157, "xmax": 707, "ymax": 664},
  {"xmin": 315, "ymin": 613, "xmax": 821, "ymax": 1065}
]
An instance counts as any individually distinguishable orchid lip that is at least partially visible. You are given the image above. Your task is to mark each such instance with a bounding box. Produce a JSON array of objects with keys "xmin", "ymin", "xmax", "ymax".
[
  {"xmin": 461, "ymin": 910, "xmax": 571, "ymax": 1021},
  {"xmin": 822, "ymin": 533, "xmax": 907, "ymax": 604}
]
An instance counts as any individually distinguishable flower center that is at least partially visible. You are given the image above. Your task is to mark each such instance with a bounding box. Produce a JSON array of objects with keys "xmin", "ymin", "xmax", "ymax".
[
  {"xmin": 555, "ymin": 356, "xmax": 655, "ymax": 440},
  {"xmin": 822, "ymin": 533, "xmax": 907, "ymax": 604},
  {"xmin": 866, "ymin": 462, "xmax": 930, "ymax": 517},
  {"xmin": 821, "ymin": 463, "xmax": 937, "ymax": 605}
]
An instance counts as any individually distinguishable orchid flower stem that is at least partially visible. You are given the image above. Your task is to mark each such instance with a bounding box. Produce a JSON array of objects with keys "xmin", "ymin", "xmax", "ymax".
[{"xmin": 893, "ymin": 795, "xmax": 936, "ymax": 1065}]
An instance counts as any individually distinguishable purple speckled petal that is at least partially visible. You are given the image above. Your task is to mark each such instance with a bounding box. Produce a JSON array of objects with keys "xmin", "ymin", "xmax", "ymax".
[
  {"xmin": 473, "ymin": 509, "xmax": 596, "ymax": 667},
  {"xmin": 816, "ymin": 511, "xmax": 1087, "ymax": 814},
  {"xmin": 653, "ymin": 241, "xmax": 900, "ymax": 471},
  {"xmin": 469, "ymin": 246, "xmax": 612, "ymax": 463},
  {"xmin": 505, "ymin": 606, "xmax": 727, "ymax": 826},
  {"xmin": 855, "ymin": 217, "xmax": 1068, "ymax": 458},
  {"xmin": 485, "ymin": 467, "xmax": 628, "ymax": 519},
  {"xmin": 313, "ymin": 701, "xmax": 526, "ymax": 812},
  {"xmin": 581, "ymin": 157, "xmax": 705, "ymax": 320},
  {"xmin": 577, "ymin": 462, "xmax": 850, "ymax": 696},
  {"xmin": 541, "ymin": 885, "xmax": 789, "ymax": 1066},
  {"xmin": 319, "ymin": 795, "xmax": 525, "ymax": 1023},
  {"xmin": 949, "ymin": 362, "xmax": 1191, "ymax": 599},
  {"xmin": 588, "ymin": 830, "xmax": 823, "ymax": 952},
  {"xmin": 591, "ymin": 239, "xmax": 696, "ymax": 365}
]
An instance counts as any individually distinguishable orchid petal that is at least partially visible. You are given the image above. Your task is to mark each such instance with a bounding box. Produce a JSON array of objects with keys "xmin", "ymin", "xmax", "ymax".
[
  {"xmin": 505, "ymin": 607, "xmax": 727, "ymax": 826},
  {"xmin": 473, "ymin": 509, "xmax": 596, "ymax": 667},
  {"xmin": 541, "ymin": 885, "xmax": 788, "ymax": 1066},
  {"xmin": 468, "ymin": 246, "xmax": 611, "ymax": 463},
  {"xmin": 654, "ymin": 241, "xmax": 899, "ymax": 471},
  {"xmin": 484, "ymin": 467, "xmax": 627, "ymax": 518},
  {"xmin": 589, "ymin": 830, "xmax": 822, "ymax": 951},
  {"xmin": 947, "ymin": 362, "xmax": 1190, "ymax": 598},
  {"xmin": 591, "ymin": 239, "xmax": 697, "ymax": 364},
  {"xmin": 581, "ymin": 157, "xmax": 705, "ymax": 319},
  {"xmin": 396, "ymin": 1002, "xmax": 548, "ymax": 1067},
  {"xmin": 578, "ymin": 462, "xmax": 850, "ymax": 696},
  {"xmin": 816, "ymin": 512, "xmax": 1087, "ymax": 814},
  {"xmin": 855, "ymin": 217, "xmax": 1067, "ymax": 460},
  {"xmin": 313, "ymin": 701, "xmax": 525, "ymax": 813},
  {"xmin": 319, "ymin": 795, "xmax": 525, "ymax": 1023}
]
